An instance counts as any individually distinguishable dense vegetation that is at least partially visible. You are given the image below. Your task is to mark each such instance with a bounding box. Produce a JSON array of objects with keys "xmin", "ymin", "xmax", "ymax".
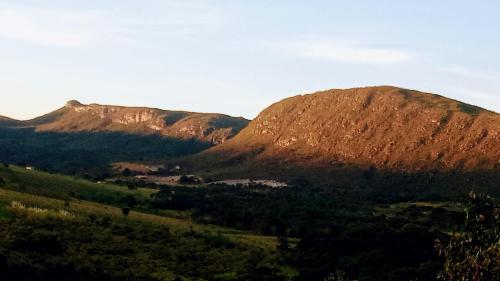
[
  {"xmin": 0, "ymin": 214, "xmax": 276, "ymax": 281},
  {"xmin": 0, "ymin": 165, "xmax": 498, "ymax": 280},
  {"xmin": 0, "ymin": 167, "xmax": 293, "ymax": 281},
  {"xmin": 150, "ymin": 184, "xmax": 472, "ymax": 280},
  {"xmin": 0, "ymin": 165, "xmax": 154, "ymax": 210},
  {"xmin": 435, "ymin": 192, "xmax": 500, "ymax": 280},
  {"xmin": 0, "ymin": 127, "xmax": 209, "ymax": 176}
]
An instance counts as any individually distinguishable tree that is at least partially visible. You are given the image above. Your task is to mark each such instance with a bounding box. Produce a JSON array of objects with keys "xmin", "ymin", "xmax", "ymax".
[
  {"xmin": 122, "ymin": 168, "xmax": 131, "ymax": 177},
  {"xmin": 0, "ymin": 176, "xmax": 5, "ymax": 187},
  {"xmin": 121, "ymin": 207, "xmax": 131, "ymax": 216},
  {"xmin": 435, "ymin": 192, "xmax": 500, "ymax": 281},
  {"xmin": 178, "ymin": 175, "xmax": 199, "ymax": 185},
  {"xmin": 88, "ymin": 214, "xmax": 97, "ymax": 223},
  {"xmin": 277, "ymin": 235, "xmax": 289, "ymax": 251},
  {"xmin": 121, "ymin": 194, "xmax": 137, "ymax": 208}
]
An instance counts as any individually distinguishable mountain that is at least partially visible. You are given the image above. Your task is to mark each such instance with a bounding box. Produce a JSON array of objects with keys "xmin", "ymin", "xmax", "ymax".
[
  {"xmin": 0, "ymin": 116, "xmax": 20, "ymax": 126},
  {"xmin": 0, "ymin": 101, "xmax": 248, "ymax": 175},
  {"xmin": 20, "ymin": 100, "xmax": 249, "ymax": 144},
  {"xmin": 196, "ymin": 86, "xmax": 499, "ymax": 173}
]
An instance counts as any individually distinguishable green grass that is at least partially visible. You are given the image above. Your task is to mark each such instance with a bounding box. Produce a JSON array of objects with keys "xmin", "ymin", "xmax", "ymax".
[
  {"xmin": 0, "ymin": 165, "xmax": 299, "ymax": 279},
  {"xmin": 0, "ymin": 165, "xmax": 155, "ymax": 207},
  {"xmin": 0, "ymin": 165, "xmax": 293, "ymax": 250},
  {"xmin": 0, "ymin": 189, "xmax": 290, "ymax": 280},
  {"xmin": 0, "ymin": 185, "xmax": 285, "ymax": 252},
  {"xmin": 0, "ymin": 201, "xmax": 11, "ymax": 220},
  {"xmin": 0, "ymin": 165, "xmax": 298, "ymax": 252}
]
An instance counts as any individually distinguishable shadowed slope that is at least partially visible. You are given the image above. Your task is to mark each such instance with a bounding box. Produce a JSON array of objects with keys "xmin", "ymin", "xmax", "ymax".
[
  {"xmin": 0, "ymin": 116, "xmax": 20, "ymax": 126},
  {"xmin": 0, "ymin": 127, "xmax": 211, "ymax": 175}
]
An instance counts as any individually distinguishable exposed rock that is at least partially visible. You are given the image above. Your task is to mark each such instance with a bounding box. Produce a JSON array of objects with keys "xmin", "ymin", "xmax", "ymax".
[
  {"xmin": 25, "ymin": 101, "xmax": 249, "ymax": 144},
  {"xmin": 204, "ymin": 86, "xmax": 500, "ymax": 171},
  {"xmin": 65, "ymin": 100, "xmax": 84, "ymax": 108}
]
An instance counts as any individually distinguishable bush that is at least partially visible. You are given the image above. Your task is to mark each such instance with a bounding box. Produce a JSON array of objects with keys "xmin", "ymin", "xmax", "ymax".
[
  {"xmin": 121, "ymin": 207, "xmax": 131, "ymax": 216},
  {"xmin": 277, "ymin": 235, "xmax": 289, "ymax": 251},
  {"xmin": 178, "ymin": 175, "xmax": 200, "ymax": 185},
  {"xmin": 435, "ymin": 192, "xmax": 500, "ymax": 280}
]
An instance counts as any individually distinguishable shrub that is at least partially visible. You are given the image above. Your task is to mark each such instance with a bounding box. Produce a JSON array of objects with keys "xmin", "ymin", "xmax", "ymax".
[
  {"xmin": 121, "ymin": 207, "xmax": 131, "ymax": 216},
  {"xmin": 277, "ymin": 235, "xmax": 289, "ymax": 251},
  {"xmin": 457, "ymin": 102, "xmax": 481, "ymax": 115},
  {"xmin": 435, "ymin": 192, "xmax": 500, "ymax": 280}
]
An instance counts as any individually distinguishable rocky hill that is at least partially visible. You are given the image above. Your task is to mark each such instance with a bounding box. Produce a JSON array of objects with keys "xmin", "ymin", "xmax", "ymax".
[
  {"xmin": 18, "ymin": 100, "xmax": 249, "ymax": 144},
  {"xmin": 202, "ymin": 86, "xmax": 499, "ymax": 172}
]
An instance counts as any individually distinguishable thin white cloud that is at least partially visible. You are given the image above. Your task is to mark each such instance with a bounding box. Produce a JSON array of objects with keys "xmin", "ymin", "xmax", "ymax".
[
  {"xmin": 0, "ymin": 8, "xmax": 98, "ymax": 47},
  {"xmin": 437, "ymin": 65, "xmax": 498, "ymax": 82},
  {"xmin": 283, "ymin": 41, "xmax": 412, "ymax": 64},
  {"xmin": 0, "ymin": 4, "xmax": 223, "ymax": 48}
]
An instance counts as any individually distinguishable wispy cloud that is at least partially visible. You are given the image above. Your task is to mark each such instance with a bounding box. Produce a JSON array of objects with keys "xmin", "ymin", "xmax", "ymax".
[
  {"xmin": 0, "ymin": 8, "xmax": 98, "ymax": 47},
  {"xmin": 281, "ymin": 41, "xmax": 412, "ymax": 64},
  {"xmin": 437, "ymin": 65, "xmax": 498, "ymax": 82},
  {"xmin": 0, "ymin": 4, "xmax": 223, "ymax": 48}
]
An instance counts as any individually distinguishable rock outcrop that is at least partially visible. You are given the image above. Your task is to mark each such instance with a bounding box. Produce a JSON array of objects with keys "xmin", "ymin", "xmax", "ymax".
[
  {"xmin": 204, "ymin": 86, "xmax": 500, "ymax": 171},
  {"xmin": 23, "ymin": 101, "xmax": 249, "ymax": 144}
]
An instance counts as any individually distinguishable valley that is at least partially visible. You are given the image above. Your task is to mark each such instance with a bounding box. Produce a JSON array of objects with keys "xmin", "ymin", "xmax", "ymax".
[{"xmin": 0, "ymin": 86, "xmax": 498, "ymax": 280}]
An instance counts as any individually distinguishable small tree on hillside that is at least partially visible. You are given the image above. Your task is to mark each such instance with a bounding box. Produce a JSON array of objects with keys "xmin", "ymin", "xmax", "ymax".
[
  {"xmin": 435, "ymin": 192, "xmax": 500, "ymax": 281},
  {"xmin": 121, "ymin": 207, "xmax": 131, "ymax": 216},
  {"xmin": 277, "ymin": 235, "xmax": 289, "ymax": 251},
  {"xmin": 0, "ymin": 176, "xmax": 5, "ymax": 187}
]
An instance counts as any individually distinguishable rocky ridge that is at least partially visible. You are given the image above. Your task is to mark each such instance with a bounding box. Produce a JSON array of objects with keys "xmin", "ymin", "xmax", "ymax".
[
  {"xmin": 22, "ymin": 101, "xmax": 249, "ymax": 144},
  {"xmin": 205, "ymin": 86, "xmax": 500, "ymax": 171}
]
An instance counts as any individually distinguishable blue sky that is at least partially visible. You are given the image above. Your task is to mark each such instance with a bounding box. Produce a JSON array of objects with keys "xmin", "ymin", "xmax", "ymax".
[{"xmin": 0, "ymin": 0, "xmax": 499, "ymax": 119}]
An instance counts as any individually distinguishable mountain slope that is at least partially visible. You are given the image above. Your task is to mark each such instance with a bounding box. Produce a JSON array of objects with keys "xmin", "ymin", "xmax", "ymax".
[
  {"xmin": 0, "ymin": 116, "xmax": 20, "ymax": 126},
  {"xmin": 22, "ymin": 100, "xmax": 249, "ymax": 144},
  {"xmin": 0, "ymin": 102, "xmax": 248, "ymax": 175},
  {"xmin": 201, "ymin": 86, "xmax": 499, "ymax": 172}
]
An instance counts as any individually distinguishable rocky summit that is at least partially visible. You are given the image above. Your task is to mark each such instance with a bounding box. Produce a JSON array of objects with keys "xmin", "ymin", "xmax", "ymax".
[
  {"xmin": 16, "ymin": 101, "xmax": 249, "ymax": 144},
  {"xmin": 204, "ymin": 86, "xmax": 500, "ymax": 171}
]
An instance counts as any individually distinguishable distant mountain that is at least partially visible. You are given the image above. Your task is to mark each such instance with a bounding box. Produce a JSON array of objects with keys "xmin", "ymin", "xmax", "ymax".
[
  {"xmin": 197, "ymin": 86, "xmax": 499, "ymax": 172},
  {"xmin": 0, "ymin": 101, "xmax": 248, "ymax": 175},
  {"xmin": 0, "ymin": 116, "xmax": 20, "ymax": 126},
  {"xmin": 18, "ymin": 100, "xmax": 249, "ymax": 144}
]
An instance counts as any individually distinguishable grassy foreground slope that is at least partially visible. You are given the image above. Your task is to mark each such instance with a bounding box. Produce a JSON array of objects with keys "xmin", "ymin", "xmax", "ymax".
[{"xmin": 0, "ymin": 165, "xmax": 295, "ymax": 281}]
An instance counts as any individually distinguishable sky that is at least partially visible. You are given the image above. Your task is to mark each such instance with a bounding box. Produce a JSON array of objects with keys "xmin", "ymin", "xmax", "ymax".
[{"xmin": 0, "ymin": 0, "xmax": 499, "ymax": 120}]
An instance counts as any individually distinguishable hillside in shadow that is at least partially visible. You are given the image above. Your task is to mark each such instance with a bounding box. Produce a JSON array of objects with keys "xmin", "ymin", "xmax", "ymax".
[{"xmin": 0, "ymin": 127, "xmax": 210, "ymax": 176}]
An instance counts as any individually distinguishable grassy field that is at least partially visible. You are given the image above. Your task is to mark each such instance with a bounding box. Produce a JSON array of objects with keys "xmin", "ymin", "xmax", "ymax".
[
  {"xmin": 0, "ymin": 188, "xmax": 297, "ymax": 252},
  {"xmin": 0, "ymin": 165, "xmax": 300, "ymax": 280},
  {"xmin": 0, "ymin": 165, "xmax": 300, "ymax": 252},
  {"xmin": 0, "ymin": 165, "xmax": 155, "ymax": 208}
]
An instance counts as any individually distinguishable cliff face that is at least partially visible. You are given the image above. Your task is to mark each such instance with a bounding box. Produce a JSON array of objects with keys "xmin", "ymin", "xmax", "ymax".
[
  {"xmin": 25, "ymin": 101, "xmax": 249, "ymax": 144},
  {"xmin": 207, "ymin": 86, "xmax": 500, "ymax": 171}
]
